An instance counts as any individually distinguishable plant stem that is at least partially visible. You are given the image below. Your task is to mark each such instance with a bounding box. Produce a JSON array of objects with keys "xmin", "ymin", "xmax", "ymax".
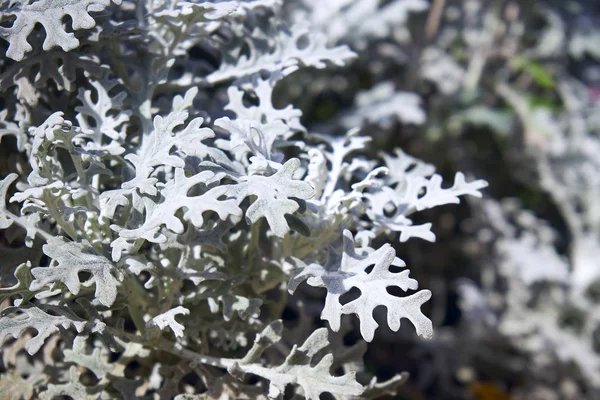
[{"xmin": 1, "ymin": 209, "xmax": 53, "ymax": 241}]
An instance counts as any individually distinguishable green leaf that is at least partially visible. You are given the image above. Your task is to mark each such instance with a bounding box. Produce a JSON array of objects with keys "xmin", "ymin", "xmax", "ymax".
[{"xmin": 512, "ymin": 56, "xmax": 555, "ymax": 89}]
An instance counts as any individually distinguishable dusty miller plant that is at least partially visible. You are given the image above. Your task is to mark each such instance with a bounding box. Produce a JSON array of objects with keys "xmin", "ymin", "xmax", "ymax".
[{"xmin": 0, "ymin": 1, "xmax": 487, "ymax": 398}]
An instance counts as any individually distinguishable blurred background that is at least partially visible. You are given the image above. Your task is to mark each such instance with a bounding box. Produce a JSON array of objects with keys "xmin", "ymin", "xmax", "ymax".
[{"xmin": 277, "ymin": 0, "xmax": 600, "ymax": 399}]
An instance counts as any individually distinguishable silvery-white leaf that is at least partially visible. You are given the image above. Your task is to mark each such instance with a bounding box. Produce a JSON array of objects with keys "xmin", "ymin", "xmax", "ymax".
[
  {"xmin": 63, "ymin": 347, "xmax": 111, "ymax": 380},
  {"xmin": 113, "ymin": 168, "xmax": 241, "ymax": 245},
  {"xmin": 298, "ymin": 0, "xmax": 428, "ymax": 48},
  {"xmin": 232, "ymin": 325, "xmax": 364, "ymax": 399},
  {"xmin": 225, "ymin": 76, "xmax": 304, "ymax": 132},
  {"xmin": 148, "ymin": 306, "xmax": 190, "ymax": 338},
  {"xmin": 0, "ymin": 305, "xmax": 87, "ymax": 355},
  {"xmin": 340, "ymin": 82, "xmax": 426, "ymax": 129},
  {"xmin": 0, "ymin": 0, "xmax": 123, "ymax": 61},
  {"xmin": 30, "ymin": 237, "xmax": 123, "ymax": 307},
  {"xmin": 39, "ymin": 366, "xmax": 103, "ymax": 400},
  {"xmin": 226, "ymin": 158, "xmax": 313, "ymax": 237},
  {"xmin": 288, "ymin": 230, "xmax": 433, "ymax": 342},
  {"xmin": 0, "ymin": 173, "xmax": 18, "ymax": 229},
  {"xmin": 215, "ymin": 117, "xmax": 289, "ymax": 163},
  {"xmin": 0, "ymin": 110, "xmax": 28, "ymax": 152},
  {"xmin": 208, "ymin": 294, "xmax": 262, "ymax": 321},
  {"xmin": 205, "ymin": 22, "xmax": 356, "ymax": 84},
  {"xmin": 0, "ymin": 52, "xmax": 105, "ymax": 106},
  {"xmin": 75, "ymin": 71, "xmax": 130, "ymax": 155},
  {"xmin": 570, "ymin": 29, "xmax": 600, "ymax": 60},
  {"xmin": 364, "ymin": 149, "xmax": 487, "ymax": 242},
  {"xmin": 421, "ymin": 47, "xmax": 465, "ymax": 95}
]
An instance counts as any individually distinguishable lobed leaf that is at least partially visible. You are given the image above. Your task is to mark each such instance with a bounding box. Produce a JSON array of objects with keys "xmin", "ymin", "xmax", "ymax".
[
  {"xmin": 0, "ymin": 0, "xmax": 122, "ymax": 61},
  {"xmin": 30, "ymin": 237, "xmax": 123, "ymax": 307},
  {"xmin": 288, "ymin": 230, "xmax": 433, "ymax": 341},
  {"xmin": 226, "ymin": 158, "xmax": 314, "ymax": 237},
  {"xmin": 0, "ymin": 305, "xmax": 87, "ymax": 355}
]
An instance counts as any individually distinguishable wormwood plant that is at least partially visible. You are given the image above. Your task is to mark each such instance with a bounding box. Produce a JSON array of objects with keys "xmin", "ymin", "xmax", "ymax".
[{"xmin": 0, "ymin": 1, "xmax": 487, "ymax": 398}]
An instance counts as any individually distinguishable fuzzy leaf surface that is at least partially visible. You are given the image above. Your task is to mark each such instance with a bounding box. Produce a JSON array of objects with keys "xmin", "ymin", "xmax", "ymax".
[
  {"xmin": 226, "ymin": 158, "xmax": 313, "ymax": 237},
  {"xmin": 0, "ymin": 305, "xmax": 87, "ymax": 355},
  {"xmin": 288, "ymin": 230, "xmax": 433, "ymax": 341},
  {"xmin": 30, "ymin": 237, "xmax": 123, "ymax": 307},
  {"xmin": 232, "ymin": 325, "xmax": 363, "ymax": 399},
  {"xmin": 0, "ymin": 0, "xmax": 122, "ymax": 61}
]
